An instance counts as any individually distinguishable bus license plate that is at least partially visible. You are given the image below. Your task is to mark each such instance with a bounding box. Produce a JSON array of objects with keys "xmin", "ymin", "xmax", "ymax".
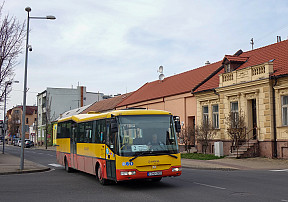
[{"xmin": 147, "ymin": 171, "xmax": 162, "ymax": 176}]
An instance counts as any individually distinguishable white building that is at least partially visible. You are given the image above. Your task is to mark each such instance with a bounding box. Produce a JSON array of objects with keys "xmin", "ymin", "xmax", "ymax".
[{"xmin": 37, "ymin": 86, "xmax": 104, "ymax": 145}]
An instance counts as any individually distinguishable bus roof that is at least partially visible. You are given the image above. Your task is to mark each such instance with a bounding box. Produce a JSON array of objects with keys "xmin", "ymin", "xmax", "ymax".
[{"xmin": 57, "ymin": 109, "xmax": 172, "ymax": 123}]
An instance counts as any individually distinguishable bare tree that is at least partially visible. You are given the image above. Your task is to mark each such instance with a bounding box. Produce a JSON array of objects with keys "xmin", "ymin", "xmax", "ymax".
[
  {"xmin": 0, "ymin": 2, "xmax": 25, "ymax": 102},
  {"xmin": 178, "ymin": 126, "xmax": 195, "ymax": 153},
  {"xmin": 225, "ymin": 111, "xmax": 246, "ymax": 157},
  {"xmin": 8, "ymin": 111, "xmax": 20, "ymax": 139},
  {"xmin": 44, "ymin": 93, "xmax": 55, "ymax": 148},
  {"xmin": 196, "ymin": 121, "xmax": 216, "ymax": 154}
]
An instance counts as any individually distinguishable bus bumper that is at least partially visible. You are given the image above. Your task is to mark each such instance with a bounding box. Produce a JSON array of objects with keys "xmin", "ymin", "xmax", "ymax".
[{"xmin": 116, "ymin": 166, "xmax": 182, "ymax": 181}]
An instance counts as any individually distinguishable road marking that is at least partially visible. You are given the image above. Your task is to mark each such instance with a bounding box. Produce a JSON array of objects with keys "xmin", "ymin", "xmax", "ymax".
[
  {"xmin": 48, "ymin": 164, "xmax": 64, "ymax": 168},
  {"xmin": 269, "ymin": 169, "xmax": 288, "ymax": 172},
  {"xmin": 194, "ymin": 182, "xmax": 226, "ymax": 190}
]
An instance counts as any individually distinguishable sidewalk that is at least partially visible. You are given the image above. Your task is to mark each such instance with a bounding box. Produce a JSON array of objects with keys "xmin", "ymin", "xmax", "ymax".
[
  {"xmin": 0, "ymin": 144, "xmax": 55, "ymax": 175},
  {"xmin": 181, "ymin": 157, "xmax": 288, "ymax": 170}
]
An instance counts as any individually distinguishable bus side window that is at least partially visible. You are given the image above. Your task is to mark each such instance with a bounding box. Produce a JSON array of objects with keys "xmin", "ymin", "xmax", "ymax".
[
  {"xmin": 66, "ymin": 122, "xmax": 71, "ymax": 138},
  {"xmin": 85, "ymin": 122, "xmax": 93, "ymax": 143},
  {"xmin": 101, "ymin": 119, "xmax": 106, "ymax": 144},
  {"xmin": 92, "ymin": 121, "xmax": 96, "ymax": 143},
  {"xmin": 95, "ymin": 120, "xmax": 102, "ymax": 143},
  {"xmin": 57, "ymin": 123, "xmax": 62, "ymax": 138},
  {"xmin": 78, "ymin": 123, "xmax": 85, "ymax": 143}
]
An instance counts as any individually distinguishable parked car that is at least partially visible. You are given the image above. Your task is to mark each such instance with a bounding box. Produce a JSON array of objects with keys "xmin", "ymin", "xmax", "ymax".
[
  {"xmin": 13, "ymin": 138, "xmax": 20, "ymax": 146},
  {"xmin": 25, "ymin": 140, "xmax": 34, "ymax": 148}
]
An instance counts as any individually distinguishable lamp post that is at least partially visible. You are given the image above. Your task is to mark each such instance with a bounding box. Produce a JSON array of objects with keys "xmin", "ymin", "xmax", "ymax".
[
  {"xmin": 20, "ymin": 7, "xmax": 55, "ymax": 170},
  {"xmin": 2, "ymin": 81, "xmax": 19, "ymax": 154}
]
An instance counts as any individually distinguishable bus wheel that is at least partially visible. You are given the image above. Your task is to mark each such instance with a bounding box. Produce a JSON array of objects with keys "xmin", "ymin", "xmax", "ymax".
[
  {"xmin": 64, "ymin": 158, "xmax": 71, "ymax": 173},
  {"xmin": 151, "ymin": 177, "xmax": 162, "ymax": 182},
  {"xmin": 97, "ymin": 165, "xmax": 107, "ymax": 185}
]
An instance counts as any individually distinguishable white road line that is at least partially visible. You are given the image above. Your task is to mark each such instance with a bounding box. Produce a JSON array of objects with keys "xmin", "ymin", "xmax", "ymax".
[
  {"xmin": 269, "ymin": 169, "xmax": 288, "ymax": 172},
  {"xmin": 48, "ymin": 163, "xmax": 64, "ymax": 168},
  {"xmin": 194, "ymin": 182, "xmax": 226, "ymax": 190}
]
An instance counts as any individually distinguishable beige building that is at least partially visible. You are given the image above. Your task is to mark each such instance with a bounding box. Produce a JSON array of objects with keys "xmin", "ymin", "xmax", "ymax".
[
  {"xmin": 7, "ymin": 106, "xmax": 37, "ymax": 140},
  {"xmin": 194, "ymin": 40, "xmax": 288, "ymax": 158}
]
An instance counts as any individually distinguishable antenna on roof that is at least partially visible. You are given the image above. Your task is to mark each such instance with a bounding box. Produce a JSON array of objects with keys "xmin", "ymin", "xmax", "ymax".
[
  {"xmin": 158, "ymin": 66, "xmax": 163, "ymax": 74},
  {"xmin": 250, "ymin": 38, "xmax": 254, "ymax": 50},
  {"xmin": 157, "ymin": 66, "xmax": 165, "ymax": 81}
]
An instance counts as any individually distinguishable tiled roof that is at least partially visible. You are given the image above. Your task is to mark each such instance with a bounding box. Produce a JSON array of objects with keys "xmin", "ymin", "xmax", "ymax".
[
  {"xmin": 117, "ymin": 61, "xmax": 222, "ymax": 107},
  {"xmin": 13, "ymin": 106, "xmax": 37, "ymax": 115},
  {"xmin": 81, "ymin": 92, "xmax": 133, "ymax": 113},
  {"xmin": 195, "ymin": 40, "xmax": 288, "ymax": 93},
  {"xmin": 223, "ymin": 55, "xmax": 249, "ymax": 63}
]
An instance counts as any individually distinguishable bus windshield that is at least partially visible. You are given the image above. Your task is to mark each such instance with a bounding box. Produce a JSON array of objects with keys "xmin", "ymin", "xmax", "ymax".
[{"xmin": 117, "ymin": 115, "xmax": 178, "ymax": 157}]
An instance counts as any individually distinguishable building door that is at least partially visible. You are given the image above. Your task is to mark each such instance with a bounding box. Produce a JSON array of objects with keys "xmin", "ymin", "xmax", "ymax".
[{"xmin": 252, "ymin": 99, "xmax": 257, "ymax": 139}]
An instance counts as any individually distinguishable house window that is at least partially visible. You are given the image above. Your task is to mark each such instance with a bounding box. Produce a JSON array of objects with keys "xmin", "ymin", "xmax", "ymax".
[
  {"xmin": 231, "ymin": 102, "xmax": 239, "ymax": 128},
  {"xmin": 203, "ymin": 106, "xmax": 209, "ymax": 124},
  {"xmin": 212, "ymin": 105, "xmax": 219, "ymax": 129},
  {"xmin": 282, "ymin": 96, "xmax": 288, "ymax": 126},
  {"xmin": 26, "ymin": 118, "xmax": 29, "ymax": 124}
]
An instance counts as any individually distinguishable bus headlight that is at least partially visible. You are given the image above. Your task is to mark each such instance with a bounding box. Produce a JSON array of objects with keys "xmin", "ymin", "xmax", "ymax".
[
  {"xmin": 172, "ymin": 167, "xmax": 182, "ymax": 172},
  {"xmin": 121, "ymin": 171, "xmax": 136, "ymax": 176}
]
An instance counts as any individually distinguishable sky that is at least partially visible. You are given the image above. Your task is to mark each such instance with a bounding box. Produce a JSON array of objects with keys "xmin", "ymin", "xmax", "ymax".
[{"xmin": 1, "ymin": 0, "xmax": 288, "ymax": 118}]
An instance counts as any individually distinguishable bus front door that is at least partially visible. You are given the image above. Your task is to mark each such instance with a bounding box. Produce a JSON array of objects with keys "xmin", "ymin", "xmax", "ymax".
[
  {"xmin": 105, "ymin": 125, "xmax": 116, "ymax": 180},
  {"xmin": 70, "ymin": 125, "xmax": 77, "ymax": 169}
]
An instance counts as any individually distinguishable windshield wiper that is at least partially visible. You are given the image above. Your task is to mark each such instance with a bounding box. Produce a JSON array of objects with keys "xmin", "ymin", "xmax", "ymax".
[
  {"xmin": 168, "ymin": 154, "xmax": 178, "ymax": 159},
  {"xmin": 129, "ymin": 151, "xmax": 150, "ymax": 162}
]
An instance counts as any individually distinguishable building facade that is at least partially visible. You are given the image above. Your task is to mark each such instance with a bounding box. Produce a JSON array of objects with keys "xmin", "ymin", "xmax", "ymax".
[
  {"xmin": 7, "ymin": 106, "xmax": 37, "ymax": 141},
  {"xmin": 194, "ymin": 40, "xmax": 288, "ymax": 158},
  {"xmin": 37, "ymin": 86, "xmax": 104, "ymax": 145}
]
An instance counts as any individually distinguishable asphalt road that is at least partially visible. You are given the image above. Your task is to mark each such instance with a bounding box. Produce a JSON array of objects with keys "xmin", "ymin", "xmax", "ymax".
[{"xmin": 1, "ymin": 146, "xmax": 288, "ymax": 202}]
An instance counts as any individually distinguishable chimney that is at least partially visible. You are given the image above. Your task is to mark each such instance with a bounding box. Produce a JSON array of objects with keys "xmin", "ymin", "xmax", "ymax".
[
  {"xmin": 277, "ymin": 36, "xmax": 281, "ymax": 42},
  {"xmin": 205, "ymin": 61, "xmax": 210, "ymax": 65}
]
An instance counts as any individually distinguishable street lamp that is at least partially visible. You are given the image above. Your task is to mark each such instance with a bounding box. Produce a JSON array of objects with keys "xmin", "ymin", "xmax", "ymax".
[
  {"xmin": 2, "ymin": 81, "xmax": 19, "ymax": 154},
  {"xmin": 20, "ymin": 7, "xmax": 56, "ymax": 170}
]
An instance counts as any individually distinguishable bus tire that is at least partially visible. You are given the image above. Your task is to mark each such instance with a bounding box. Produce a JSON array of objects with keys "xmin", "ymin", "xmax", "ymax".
[
  {"xmin": 96, "ymin": 165, "xmax": 107, "ymax": 185},
  {"xmin": 151, "ymin": 177, "xmax": 162, "ymax": 182},
  {"xmin": 64, "ymin": 157, "xmax": 72, "ymax": 173}
]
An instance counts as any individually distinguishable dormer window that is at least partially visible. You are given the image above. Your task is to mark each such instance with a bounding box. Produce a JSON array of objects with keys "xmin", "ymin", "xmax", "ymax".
[
  {"xmin": 222, "ymin": 54, "xmax": 249, "ymax": 73},
  {"xmin": 225, "ymin": 63, "xmax": 231, "ymax": 73}
]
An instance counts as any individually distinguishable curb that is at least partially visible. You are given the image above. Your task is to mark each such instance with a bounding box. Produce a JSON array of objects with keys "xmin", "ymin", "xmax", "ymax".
[
  {"xmin": 182, "ymin": 165, "xmax": 238, "ymax": 171},
  {"xmin": 0, "ymin": 167, "xmax": 51, "ymax": 175}
]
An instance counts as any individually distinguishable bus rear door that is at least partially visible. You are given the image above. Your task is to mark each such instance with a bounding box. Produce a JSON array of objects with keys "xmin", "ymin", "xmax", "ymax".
[{"xmin": 70, "ymin": 123, "xmax": 77, "ymax": 169}]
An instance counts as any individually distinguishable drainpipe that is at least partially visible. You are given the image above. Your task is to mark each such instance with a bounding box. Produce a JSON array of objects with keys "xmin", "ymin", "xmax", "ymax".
[{"xmin": 272, "ymin": 77, "xmax": 278, "ymax": 158}]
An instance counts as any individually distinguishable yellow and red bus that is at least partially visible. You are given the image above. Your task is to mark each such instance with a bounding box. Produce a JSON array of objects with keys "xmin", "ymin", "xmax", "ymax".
[{"xmin": 56, "ymin": 109, "xmax": 182, "ymax": 184}]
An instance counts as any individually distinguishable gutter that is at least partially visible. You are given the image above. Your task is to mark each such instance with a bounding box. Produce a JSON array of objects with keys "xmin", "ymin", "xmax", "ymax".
[{"xmin": 272, "ymin": 76, "xmax": 278, "ymax": 158}]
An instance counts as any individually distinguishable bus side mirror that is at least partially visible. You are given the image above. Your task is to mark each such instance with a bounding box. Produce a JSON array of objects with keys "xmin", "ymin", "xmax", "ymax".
[
  {"xmin": 173, "ymin": 116, "xmax": 181, "ymax": 133},
  {"xmin": 111, "ymin": 118, "xmax": 118, "ymax": 133}
]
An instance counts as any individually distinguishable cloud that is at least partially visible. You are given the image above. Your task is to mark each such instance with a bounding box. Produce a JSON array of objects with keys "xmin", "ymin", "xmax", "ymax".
[{"xmin": 2, "ymin": 0, "xmax": 288, "ymax": 117}]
